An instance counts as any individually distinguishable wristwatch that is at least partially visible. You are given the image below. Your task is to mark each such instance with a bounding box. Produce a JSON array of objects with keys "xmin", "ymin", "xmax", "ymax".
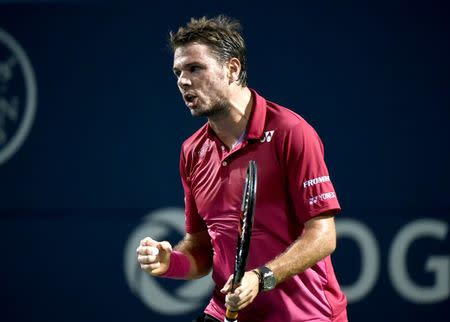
[{"xmin": 253, "ymin": 266, "xmax": 276, "ymax": 292}]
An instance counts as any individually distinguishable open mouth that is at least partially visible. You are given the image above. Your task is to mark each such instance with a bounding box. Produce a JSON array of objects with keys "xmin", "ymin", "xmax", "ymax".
[
  {"xmin": 184, "ymin": 93, "xmax": 197, "ymax": 106},
  {"xmin": 184, "ymin": 93, "xmax": 196, "ymax": 102}
]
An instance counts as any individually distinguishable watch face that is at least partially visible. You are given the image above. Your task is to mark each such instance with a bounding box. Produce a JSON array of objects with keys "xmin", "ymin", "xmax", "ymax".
[
  {"xmin": 264, "ymin": 274, "xmax": 276, "ymax": 290},
  {"xmin": 262, "ymin": 268, "xmax": 276, "ymax": 291}
]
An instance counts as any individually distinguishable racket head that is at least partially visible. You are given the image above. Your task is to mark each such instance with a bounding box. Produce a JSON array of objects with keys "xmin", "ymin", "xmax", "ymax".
[{"xmin": 231, "ymin": 160, "xmax": 257, "ymax": 288}]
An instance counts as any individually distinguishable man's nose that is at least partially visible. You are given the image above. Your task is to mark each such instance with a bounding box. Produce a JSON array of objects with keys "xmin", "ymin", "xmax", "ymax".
[{"xmin": 177, "ymin": 72, "xmax": 191, "ymax": 88}]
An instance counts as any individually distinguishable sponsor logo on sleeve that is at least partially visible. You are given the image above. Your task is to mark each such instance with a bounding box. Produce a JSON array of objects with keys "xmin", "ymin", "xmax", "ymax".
[
  {"xmin": 309, "ymin": 191, "xmax": 336, "ymax": 205},
  {"xmin": 303, "ymin": 176, "xmax": 330, "ymax": 188}
]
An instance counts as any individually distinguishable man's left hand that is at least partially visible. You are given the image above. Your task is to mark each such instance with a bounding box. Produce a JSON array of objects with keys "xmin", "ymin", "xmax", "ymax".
[{"xmin": 220, "ymin": 270, "xmax": 260, "ymax": 311}]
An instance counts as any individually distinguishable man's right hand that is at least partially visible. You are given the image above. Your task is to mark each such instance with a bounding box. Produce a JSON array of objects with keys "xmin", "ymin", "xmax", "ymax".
[{"xmin": 136, "ymin": 237, "xmax": 173, "ymax": 276}]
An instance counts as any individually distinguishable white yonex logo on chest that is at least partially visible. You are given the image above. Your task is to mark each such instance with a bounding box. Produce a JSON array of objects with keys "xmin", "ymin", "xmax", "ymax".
[{"xmin": 260, "ymin": 130, "xmax": 274, "ymax": 143}]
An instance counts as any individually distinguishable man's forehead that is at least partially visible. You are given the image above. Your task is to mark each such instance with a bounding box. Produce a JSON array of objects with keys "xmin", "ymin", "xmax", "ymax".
[{"xmin": 173, "ymin": 43, "xmax": 216, "ymax": 66}]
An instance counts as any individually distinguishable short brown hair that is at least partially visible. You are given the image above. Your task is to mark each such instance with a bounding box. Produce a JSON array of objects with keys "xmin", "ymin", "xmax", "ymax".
[{"xmin": 169, "ymin": 15, "xmax": 248, "ymax": 86}]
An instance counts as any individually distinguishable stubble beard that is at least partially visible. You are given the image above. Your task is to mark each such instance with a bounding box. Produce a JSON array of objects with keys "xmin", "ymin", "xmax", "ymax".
[{"xmin": 192, "ymin": 95, "xmax": 231, "ymax": 119}]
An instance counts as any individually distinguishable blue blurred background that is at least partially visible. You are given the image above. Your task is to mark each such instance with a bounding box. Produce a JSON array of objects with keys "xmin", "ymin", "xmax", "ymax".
[{"xmin": 1, "ymin": 0, "xmax": 449, "ymax": 321}]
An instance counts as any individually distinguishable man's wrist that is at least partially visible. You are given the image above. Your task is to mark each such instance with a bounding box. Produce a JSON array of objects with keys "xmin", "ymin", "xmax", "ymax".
[
  {"xmin": 252, "ymin": 266, "xmax": 276, "ymax": 292},
  {"xmin": 159, "ymin": 250, "xmax": 191, "ymax": 279},
  {"xmin": 251, "ymin": 268, "xmax": 262, "ymax": 292}
]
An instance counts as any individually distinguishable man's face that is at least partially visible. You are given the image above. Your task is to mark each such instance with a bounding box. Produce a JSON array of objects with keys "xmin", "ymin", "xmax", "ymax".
[{"xmin": 173, "ymin": 42, "xmax": 231, "ymax": 117}]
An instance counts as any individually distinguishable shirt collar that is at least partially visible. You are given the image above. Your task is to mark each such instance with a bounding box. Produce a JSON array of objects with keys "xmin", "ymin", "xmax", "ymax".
[
  {"xmin": 246, "ymin": 88, "xmax": 267, "ymax": 140},
  {"xmin": 205, "ymin": 88, "xmax": 267, "ymax": 141}
]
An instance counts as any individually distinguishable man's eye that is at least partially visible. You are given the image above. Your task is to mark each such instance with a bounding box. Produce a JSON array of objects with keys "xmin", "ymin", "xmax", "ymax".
[{"xmin": 190, "ymin": 66, "xmax": 200, "ymax": 73}]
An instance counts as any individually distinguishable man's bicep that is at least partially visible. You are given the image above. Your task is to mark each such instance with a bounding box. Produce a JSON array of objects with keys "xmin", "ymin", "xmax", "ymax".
[
  {"xmin": 304, "ymin": 212, "xmax": 335, "ymax": 229},
  {"xmin": 304, "ymin": 212, "xmax": 337, "ymax": 252}
]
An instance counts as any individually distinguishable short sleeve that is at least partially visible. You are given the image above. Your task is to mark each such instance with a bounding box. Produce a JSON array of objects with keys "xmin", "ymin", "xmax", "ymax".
[
  {"xmin": 179, "ymin": 147, "xmax": 208, "ymax": 233},
  {"xmin": 282, "ymin": 121, "xmax": 341, "ymax": 223}
]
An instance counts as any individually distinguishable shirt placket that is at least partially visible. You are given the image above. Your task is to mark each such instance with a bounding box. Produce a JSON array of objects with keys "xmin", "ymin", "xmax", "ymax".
[{"xmin": 219, "ymin": 140, "xmax": 248, "ymax": 168}]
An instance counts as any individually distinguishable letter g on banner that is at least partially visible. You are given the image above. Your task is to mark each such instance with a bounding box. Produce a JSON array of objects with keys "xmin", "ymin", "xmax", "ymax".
[
  {"xmin": 123, "ymin": 208, "xmax": 214, "ymax": 315},
  {"xmin": 0, "ymin": 28, "xmax": 37, "ymax": 165},
  {"xmin": 388, "ymin": 219, "xmax": 449, "ymax": 304}
]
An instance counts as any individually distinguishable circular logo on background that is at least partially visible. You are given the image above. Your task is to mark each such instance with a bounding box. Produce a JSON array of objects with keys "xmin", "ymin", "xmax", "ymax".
[
  {"xmin": 123, "ymin": 207, "xmax": 214, "ymax": 315},
  {"xmin": 0, "ymin": 28, "xmax": 37, "ymax": 165}
]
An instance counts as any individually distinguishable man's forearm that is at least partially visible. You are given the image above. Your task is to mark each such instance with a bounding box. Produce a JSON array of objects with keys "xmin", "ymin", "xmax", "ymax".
[
  {"xmin": 174, "ymin": 231, "xmax": 213, "ymax": 279},
  {"xmin": 266, "ymin": 214, "xmax": 337, "ymax": 285}
]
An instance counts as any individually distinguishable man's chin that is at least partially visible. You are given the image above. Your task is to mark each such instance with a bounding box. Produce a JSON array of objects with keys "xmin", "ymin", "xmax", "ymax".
[
  {"xmin": 189, "ymin": 103, "xmax": 229, "ymax": 118},
  {"xmin": 189, "ymin": 105, "xmax": 212, "ymax": 117},
  {"xmin": 189, "ymin": 108, "xmax": 204, "ymax": 117}
]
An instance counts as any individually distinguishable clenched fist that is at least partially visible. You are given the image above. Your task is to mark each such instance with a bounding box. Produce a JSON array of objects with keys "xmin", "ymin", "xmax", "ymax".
[{"xmin": 136, "ymin": 237, "xmax": 173, "ymax": 276}]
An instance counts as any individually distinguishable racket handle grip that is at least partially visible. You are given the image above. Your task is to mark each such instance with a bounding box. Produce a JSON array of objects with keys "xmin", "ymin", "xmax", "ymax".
[{"xmin": 224, "ymin": 309, "xmax": 238, "ymax": 322}]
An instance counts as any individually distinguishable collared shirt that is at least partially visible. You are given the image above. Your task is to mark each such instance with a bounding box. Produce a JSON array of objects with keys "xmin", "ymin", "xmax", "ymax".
[{"xmin": 179, "ymin": 89, "xmax": 347, "ymax": 322}]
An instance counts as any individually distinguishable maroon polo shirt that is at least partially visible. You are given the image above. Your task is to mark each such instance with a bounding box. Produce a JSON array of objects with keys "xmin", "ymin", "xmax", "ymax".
[{"xmin": 179, "ymin": 89, "xmax": 347, "ymax": 322}]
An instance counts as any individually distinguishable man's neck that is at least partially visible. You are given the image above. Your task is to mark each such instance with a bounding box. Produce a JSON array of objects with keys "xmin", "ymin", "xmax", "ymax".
[{"xmin": 208, "ymin": 87, "xmax": 253, "ymax": 149}]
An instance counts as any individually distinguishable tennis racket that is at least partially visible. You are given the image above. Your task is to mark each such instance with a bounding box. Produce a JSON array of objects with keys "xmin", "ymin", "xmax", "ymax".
[{"xmin": 224, "ymin": 160, "xmax": 258, "ymax": 322}]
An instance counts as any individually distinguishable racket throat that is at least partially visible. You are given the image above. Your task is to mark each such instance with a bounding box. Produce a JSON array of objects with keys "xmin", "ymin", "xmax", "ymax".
[{"xmin": 225, "ymin": 309, "xmax": 239, "ymax": 322}]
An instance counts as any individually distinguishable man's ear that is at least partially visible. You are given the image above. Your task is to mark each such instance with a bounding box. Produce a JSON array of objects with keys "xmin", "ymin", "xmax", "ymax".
[{"xmin": 227, "ymin": 58, "xmax": 241, "ymax": 83}]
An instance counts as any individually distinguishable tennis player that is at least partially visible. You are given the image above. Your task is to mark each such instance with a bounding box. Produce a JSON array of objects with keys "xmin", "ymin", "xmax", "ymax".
[{"xmin": 136, "ymin": 15, "xmax": 348, "ymax": 322}]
